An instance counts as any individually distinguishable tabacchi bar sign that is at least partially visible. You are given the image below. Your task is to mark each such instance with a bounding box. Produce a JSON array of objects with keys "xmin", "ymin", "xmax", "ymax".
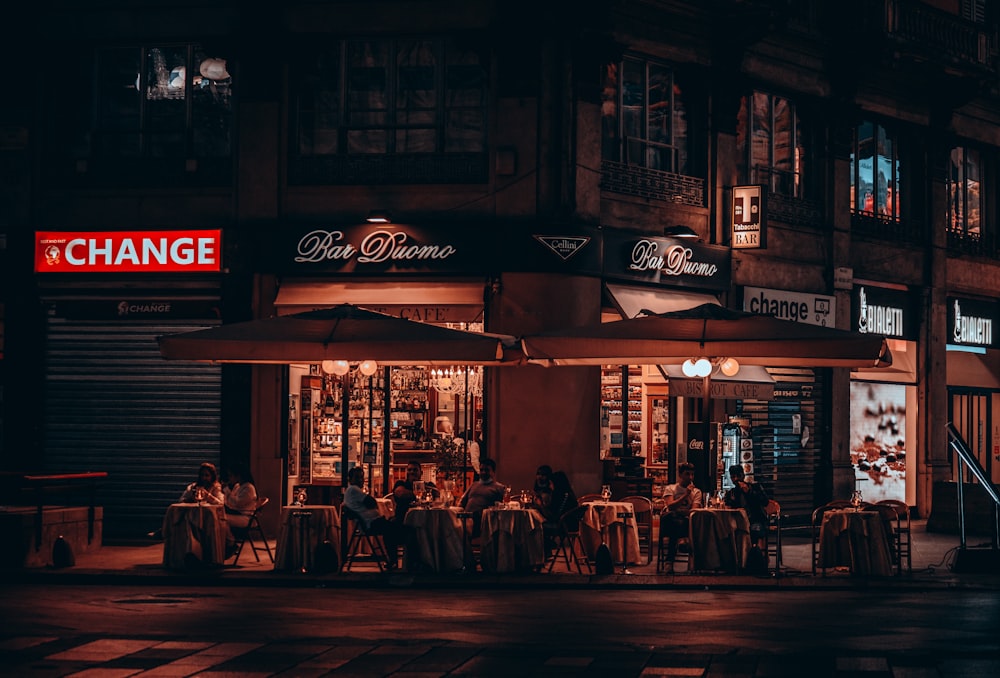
[{"xmin": 35, "ymin": 230, "xmax": 223, "ymax": 273}]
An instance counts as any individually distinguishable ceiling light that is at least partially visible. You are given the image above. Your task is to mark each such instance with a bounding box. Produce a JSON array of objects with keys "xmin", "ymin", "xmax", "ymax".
[
  {"xmin": 663, "ymin": 225, "xmax": 699, "ymax": 239},
  {"xmin": 366, "ymin": 210, "xmax": 392, "ymax": 224},
  {"xmin": 720, "ymin": 358, "xmax": 741, "ymax": 377},
  {"xmin": 358, "ymin": 359, "xmax": 379, "ymax": 376}
]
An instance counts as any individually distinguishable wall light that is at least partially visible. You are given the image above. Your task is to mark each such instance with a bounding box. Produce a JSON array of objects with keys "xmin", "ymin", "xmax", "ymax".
[
  {"xmin": 682, "ymin": 358, "xmax": 713, "ymax": 377},
  {"xmin": 720, "ymin": 357, "xmax": 741, "ymax": 377},
  {"xmin": 358, "ymin": 359, "xmax": 379, "ymax": 376},
  {"xmin": 331, "ymin": 359, "xmax": 351, "ymax": 376},
  {"xmin": 663, "ymin": 225, "xmax": 699, "ymax": 239},
  {"xmin": 366, "ymin": 210, "xmax": 392, "ymax": 224}
]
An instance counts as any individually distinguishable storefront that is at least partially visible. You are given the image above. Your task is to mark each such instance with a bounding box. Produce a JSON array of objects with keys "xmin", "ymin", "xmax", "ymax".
[
  {"xmin": 734, "ymin": 285, "xmax": 836, "ymax": 522},
  {"xmin": 597, "ymin": 231, "xmax": 731, "ymax": 497},
  {"xmin": 848, "ymin": 283, "xmax": 919, "ymax": 506},
  {"xmin": 33, "ymin": 230, "xmax": 225, "ymax": 539},
  {"xmin": 945, "ymin": 294, "xmax": 1000, "ymax": 488}
]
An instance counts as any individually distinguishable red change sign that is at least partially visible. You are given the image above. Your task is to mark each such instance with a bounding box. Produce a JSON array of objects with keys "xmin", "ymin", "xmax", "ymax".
[{"xmin": 35, "ymin": 230, "xmax": 222, "ymax": 273}]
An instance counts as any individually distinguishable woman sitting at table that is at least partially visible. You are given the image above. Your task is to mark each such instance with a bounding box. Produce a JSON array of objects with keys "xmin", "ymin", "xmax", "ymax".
[
  {"xmin": 723, "ymin": 464, "xmax": 769, "ymax": 550},
  {"xmin": 223, "ymin": 465, "xmax": 258, "ymax": 530},
  {"xmin": 531, "ymin": 465, "xmax": 554, "ymax": 514},
  {"xmin": 178, "ymin": 462, "xmax": 224, "ymax": 505}
]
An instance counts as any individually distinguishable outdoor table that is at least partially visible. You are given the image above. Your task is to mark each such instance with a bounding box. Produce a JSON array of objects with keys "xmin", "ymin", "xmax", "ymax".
[
  {"xmin": 161, "ymin": 503, "xmax": 227, "ymax": 569},
  {"xmin": 274, "ymin": 505, "xmax": 339, "ymax": 573},
  {"xmin": 689, "ymin": 508, "xmax": 750, "ymax": 574},
  {"xmin": 403, "ymin": 506, "xmax": 465, "ymax": 573},
  {"xmin": 818, "ymin": 508, "xmax": 894, "ymax": 576},
  {"xmin": 479, "ymin": 505, "xmax": 546, "ymax": 573},
  {"xmin": 578, "ymin": 501, "xmax": 642, "ymax": 568}
]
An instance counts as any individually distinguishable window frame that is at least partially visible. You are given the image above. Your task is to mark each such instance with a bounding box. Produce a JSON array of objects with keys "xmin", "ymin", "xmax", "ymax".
[{"xmin": 740, "ymin": 90, "xmax": 806, "ymax": 199}]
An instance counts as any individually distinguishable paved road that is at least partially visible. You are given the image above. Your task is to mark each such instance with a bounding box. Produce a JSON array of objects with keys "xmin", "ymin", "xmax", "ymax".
[{"xmin": 2, "ymin": 583, "xmax": 998, "ymax": 676}]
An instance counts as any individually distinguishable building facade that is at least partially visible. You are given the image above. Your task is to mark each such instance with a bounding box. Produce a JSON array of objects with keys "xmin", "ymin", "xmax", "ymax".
[{"xmin": 2, "ymin": 0, "xmax": 999, "ymax": 538}]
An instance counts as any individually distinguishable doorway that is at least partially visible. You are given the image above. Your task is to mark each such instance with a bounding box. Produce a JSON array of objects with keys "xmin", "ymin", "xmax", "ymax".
[{"xmin": 949, "ymin": 388, "xmax": 999, "ymax": 485}]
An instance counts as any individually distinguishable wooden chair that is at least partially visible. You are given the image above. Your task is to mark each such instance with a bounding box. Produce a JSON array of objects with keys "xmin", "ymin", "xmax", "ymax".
[
  {"xmin": 232, "ymin": 497, "xmax": 274, "ymax": 565},
  {"xmin": 763, "ymin": 499, "xmax": 782, "ymax": 576},
  {"xmin": 622, "ymin": 495, "xmax": 653, "ymax": 564},
  {"xmin": 810, "ymin": 500, "xmax": 851, "ymax": 575},
  {"xmin": 546, "ymin": 505, "xmax": 591, "ymax": 574},
  {"xmin": 876, "ymin": 499, "xmax": 912, "ymax": 574},
  {"xmin": 341, "ymin": 506, "xmax": 391, "ymax": 572},
  {"xmin": 578, "ymin": 493, "xmax": 603, "ymax": 504},
  {"xmin": 655, "ymin": 509, "xmax": 691, "ymax": 574}
]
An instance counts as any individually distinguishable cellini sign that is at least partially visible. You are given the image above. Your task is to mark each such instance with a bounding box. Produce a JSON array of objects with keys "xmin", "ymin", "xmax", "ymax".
[{"xmin": 35, "ymin": 230, "xmax": 222, "ymax": 273}]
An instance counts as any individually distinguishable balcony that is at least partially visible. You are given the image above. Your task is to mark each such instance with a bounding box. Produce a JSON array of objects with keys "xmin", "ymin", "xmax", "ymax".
[{"xmin": 600, "ymin": 160, "xmax": 705, "ymax": 208}]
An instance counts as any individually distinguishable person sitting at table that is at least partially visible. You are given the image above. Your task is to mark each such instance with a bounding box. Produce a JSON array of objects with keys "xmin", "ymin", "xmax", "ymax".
[
  {"xmin": 459, "ymin": 457, "xmax": 506, "ymax": 538},
  {"xmin": 724, "ymin": 464, "xmax": 770, "ymax": 551},
  {"xmin": 221, "ymin": 464, "xmax": 258, "ymax": 558},
  {"xmin": 659, "ymin": 461, "xmax": 703, "ymax": 573},
  {"xmin": 391, "ymin": 461, "xmax": 438, "ymax": 523},
  {"xmin": 531, "ymin": 465, "xmax": 554, "ymax": 513},
  {"xmin": 178, "ymin": 462, "xmax": 224, "ymax": 505},
  {"xmin": 343, "ymin": 466, "xmax": 403, "ymax": 570}
]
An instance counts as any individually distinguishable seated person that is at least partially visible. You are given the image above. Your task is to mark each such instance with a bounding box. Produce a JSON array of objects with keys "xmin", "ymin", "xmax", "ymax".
[
  {"xmin": 392, "ymin": 462, "xmax": 438, "ymax": 523},
  {"xmin": 531, "ymin": 465, "xmax": 554, "ymax": 515},
  {"xmin": 343, "ymin": 466, "xmax": 403, "ymax": 569},
  {"xmin": 724, "ymin": 464, "xmax": 770, "ymax": 550},
  {"xmin": 222, "ymin": 464, "xmax": 258, "ymax": 557},
  {"xmin": 459, "ymin": 457, "xmax": 506, "ymax": 538},
  {"xmin": 539, "ymin": 470, "xmax": 579, "ymax": 554},
  {"xmin": 659, "ymin": 462, "xmax": 703, "ymax": 573},
  {"xmin": 179, "ymin": 462, "xmax": 224, "ymax": 505}
]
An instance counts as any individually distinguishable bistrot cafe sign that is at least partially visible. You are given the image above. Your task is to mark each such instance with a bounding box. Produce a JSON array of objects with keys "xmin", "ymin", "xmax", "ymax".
[{"xmin": 35, "ymin": 230, "xmax": 222, "ymax": 273}]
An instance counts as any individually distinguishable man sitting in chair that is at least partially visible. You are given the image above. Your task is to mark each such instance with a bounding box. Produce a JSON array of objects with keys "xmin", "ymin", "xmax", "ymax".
[
  {"xmin": 660, "ymin": 462, "xmax": 703, "ymax": 573},
  {"xmin": 342, "ymin": 466, "xmax": 403, "ymax": 570}
]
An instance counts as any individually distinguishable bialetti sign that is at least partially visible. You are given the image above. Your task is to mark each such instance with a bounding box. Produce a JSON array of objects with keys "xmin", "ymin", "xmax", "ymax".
[
  {"xmin": 35, "ymin": 230, "xmax": 222, "ymax": 273},
  {"xmin": 604, "ymin": 231, "xmax": 730, "ymax": 291},
  {"xmin": 947, "ymin": 296, "xmax": 999, "ymax": 349},
  {"xmin": 743, "ymin": 286, "xmax": 836, "ymax": 327},
  {"xmin": 851, "ymin": 284, "xmax": 914, "ymax": 340}
]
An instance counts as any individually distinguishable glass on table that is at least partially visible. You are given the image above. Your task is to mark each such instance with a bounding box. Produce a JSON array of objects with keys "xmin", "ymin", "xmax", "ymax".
[{"xmin": 600, "ymin": 484, "xmax": 612, "ymax": 502}]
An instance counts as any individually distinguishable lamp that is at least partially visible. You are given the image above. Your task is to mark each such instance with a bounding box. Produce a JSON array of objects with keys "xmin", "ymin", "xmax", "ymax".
[
  {"xmin": 330, "ymin": 360, "xmax": 351, "ymax": 376},
  {"xmin": 720, "ymin": 357, "xmax": 741, "ymax": 377},
  {"xmin": 320, "ymin": 360, "xmax": 337, "ymax": 375},
  {"xmin": 358, "ymin": 359, "xmax": 379, "ymax": 376},
  {"xmin": 682, "ymin": 358, "xmax": 713, "ymax": 378},
  {"xmin": 366, "ymin": 210, "xmax": 392, "ymax": 224},
  {"xmin": 663, "ymin": 225, "xmax": 699, "ymax": 239}
]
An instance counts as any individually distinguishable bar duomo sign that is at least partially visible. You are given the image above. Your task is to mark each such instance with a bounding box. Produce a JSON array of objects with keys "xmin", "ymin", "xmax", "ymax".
[{"xmin": 948, "ymin": 295, "xmax": 999, "ymax": 349}]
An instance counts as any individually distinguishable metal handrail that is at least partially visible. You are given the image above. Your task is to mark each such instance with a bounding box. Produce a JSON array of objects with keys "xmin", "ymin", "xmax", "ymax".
[{"xmin": 946, "ymin": 422, "xmax": 1000, "ymax": 550}]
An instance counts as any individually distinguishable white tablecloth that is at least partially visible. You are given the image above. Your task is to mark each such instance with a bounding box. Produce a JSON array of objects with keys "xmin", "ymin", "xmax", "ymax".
[
  {"xmin": 480, "ymin": 507, "xmax": 546, "ymax": 573},
  {"xmin": 818, "ymin": 509, "xmax": 894, "ymax": 576},
  {"xmin": 689, "ymin": 508, "xmax": 750, "ymax": 574},
  {"xmin": 404, "ymin": 507, "xmax": 465, "ymax": 573},
  {"xmin": 579, "ymin": 501, "xmax": 642, "ymax": 567},
  {"xmin": 162, "ymin": 503, "xmax": 227, "ymax": 569},
  {"xmin": 274, "ymin": 505, "xmax": 340, "ymax": 573}
]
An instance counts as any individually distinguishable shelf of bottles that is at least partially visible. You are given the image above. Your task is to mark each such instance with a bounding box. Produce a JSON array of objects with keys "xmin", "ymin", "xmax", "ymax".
[
  {"xmin": 389, "ymin": 368, "xmax": 432, "ymax": 448},
  {"xmin": 600, "ymin": 365, "xmax": 643, "ymax": 458}
]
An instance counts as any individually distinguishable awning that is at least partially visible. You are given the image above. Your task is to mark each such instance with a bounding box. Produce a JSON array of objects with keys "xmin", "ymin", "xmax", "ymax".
[
  {"xmin": 947, "ymin": 348, "xmax": 1000, "ymax": 389},
  {"xmin": 274, "ymin": 280, "xmax": 485, "ymax": 322},
  {"xmin": 852, "ymin": 339, "xmax": 917, "ymax": 384},
  {"xmin": 661, "ymin": 364, "xmax": 776, "ymax": 401},
  {"xmin": 605, "ymin": 283, "xmax": 720, "ymax": 319}
]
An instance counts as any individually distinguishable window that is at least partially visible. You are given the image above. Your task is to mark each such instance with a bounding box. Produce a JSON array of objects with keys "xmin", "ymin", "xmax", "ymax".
[
  {"xmin": 948, "ymin": 146, "xmax": 983, "ymax": 240},
  {"xmin": 292, "ymin": 38, "xmax": 487, "ymax": 157},
  {"xmin": 44, "ymin": 43, "xmax": 233, "ymax": 186},
  {"xmin": 851, "ymin": 121, "xmax": 901, "ymax": 221},
  {"xmin": 737, "ymin": 91, "xmax": 805, "ymax": 198},
  {"xmin": 601, "ymin": 56, "xmax": 689, "ymax": 175}
]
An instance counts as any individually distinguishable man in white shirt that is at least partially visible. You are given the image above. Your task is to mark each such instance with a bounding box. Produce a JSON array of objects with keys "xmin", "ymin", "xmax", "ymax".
[
  {"xmin": 659, "ymin": 461, "xmax": 703, "ymax": 573},
  {"xmin": 342, "ymin": 466, "xmax": 402, "ymax": 570}
]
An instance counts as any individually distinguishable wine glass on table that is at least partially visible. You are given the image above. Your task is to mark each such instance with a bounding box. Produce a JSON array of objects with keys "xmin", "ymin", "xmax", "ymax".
[
  {"xmin": 413, "ymin": 480, "xmax": 425, "ymax": 506},
  {"xmin": 850, "ymin": 489, "xmax": 863, "ymax": 511},
  {"xmin": 601, "ymin": 484, "xmax": 612, "ymax": 503}
]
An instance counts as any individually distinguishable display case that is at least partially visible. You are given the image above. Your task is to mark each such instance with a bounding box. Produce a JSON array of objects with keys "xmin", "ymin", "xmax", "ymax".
[
  {"xmin": 646, "ymin": 385, "xmax": 670, "ymax": 468},
  {"xmin": 600, "ymin": 365, "xmax": 643, "ymax": 456}
]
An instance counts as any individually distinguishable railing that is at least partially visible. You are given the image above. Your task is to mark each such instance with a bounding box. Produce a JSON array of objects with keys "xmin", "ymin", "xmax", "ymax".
[
  {"xmin": 946, "ymin": 423, "xmax": 1000, "ymax": 550},
  {"xmin": 20, "ymin": 472, "xmax": 108, "ymax": 552},
  {"xmin": 600, "ymin": 160, "xmax": 705, "ymax": 207},
  {"xmin": 887, "ymin": 0, "xmax": 997, "ymax": 69}
]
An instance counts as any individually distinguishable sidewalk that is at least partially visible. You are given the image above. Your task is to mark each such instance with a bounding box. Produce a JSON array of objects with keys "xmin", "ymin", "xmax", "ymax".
[{"xmin": 9, "ymin": 519, "xmax": 1000, "ymax": 590}]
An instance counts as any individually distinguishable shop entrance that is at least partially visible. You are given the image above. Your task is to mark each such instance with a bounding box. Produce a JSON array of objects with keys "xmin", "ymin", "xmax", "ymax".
[{"xmin": 949, "ymin": 388, "xmax": 999, "ymax": 485}]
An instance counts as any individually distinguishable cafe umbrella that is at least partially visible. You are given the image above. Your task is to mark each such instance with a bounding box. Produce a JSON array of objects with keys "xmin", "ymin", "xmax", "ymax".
[
  {"xmin": 520, "ymin": 303, "xmax": 893, "ymax": 492},
  {"xmin": 158, "ymin": 303, "xmax": 519, "ymax": 561}
]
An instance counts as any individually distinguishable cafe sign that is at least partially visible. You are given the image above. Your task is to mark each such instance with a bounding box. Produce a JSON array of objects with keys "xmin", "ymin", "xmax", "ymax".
[
  {"xmin": 947, "ymin": 296, "xmax": 999, "ymax": 349},
  {"xmin": 731, "ymin": 185, "xmax": 766, "ymax": 249},
  {"xmin": 603, "ymin": 231, "xmax": 731, "ymax": 291},
  {"xmin": 851, "ymin": 284, "xmax": 915, "ymax": 340},
  {"xmin": 35, "ymin": 230, "xmax": 222, "ymax": 273}
]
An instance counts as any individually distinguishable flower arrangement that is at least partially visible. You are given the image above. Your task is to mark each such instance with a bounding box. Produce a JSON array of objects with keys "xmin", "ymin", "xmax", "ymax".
[{"xmin": 433, "ymin": 436, "xmax": 465, "ymax": 479}]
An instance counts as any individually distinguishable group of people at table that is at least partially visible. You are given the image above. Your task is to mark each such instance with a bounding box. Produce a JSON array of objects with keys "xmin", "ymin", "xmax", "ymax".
[{"xmin": 164, "ymin": 456, "xmax": 775, "ymax": 574}]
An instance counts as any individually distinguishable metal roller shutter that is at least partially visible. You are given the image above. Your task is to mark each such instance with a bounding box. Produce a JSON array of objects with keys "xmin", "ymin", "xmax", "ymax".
[
  {"xmin": 736, "ymin": 367, "xmax": 826, "ymax": 527},
  {"xmin": 42, "ymin": 310, "xmax": 221, "ymax": 540}
]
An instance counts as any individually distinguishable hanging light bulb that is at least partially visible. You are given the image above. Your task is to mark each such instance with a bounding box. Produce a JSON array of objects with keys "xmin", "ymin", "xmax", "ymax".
[
  {"xmin": 720, "ymin": 357, "xmax": 740, "ymax": 377},
  {"xmin": 681, "ymin": 359, "xmax": 698, "ymax": 377},
  {"xmin": 693, "ymin": 358, "xmax": 713, "ymax": 377},
  {"xmin": 321, "ymin": 360, "xmax": 337, "ymax": 375},
  {"xmin": 359, "ymin": 359, "xmax": 379, "ymax": 376},
  {"xmin": 331, "ymin": 359, "xmax": 350, "ymax": 376}
]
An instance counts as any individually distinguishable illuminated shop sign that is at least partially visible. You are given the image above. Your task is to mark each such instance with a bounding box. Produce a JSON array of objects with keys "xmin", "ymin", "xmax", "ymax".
[
  {"xmin": 35, "ymin": 230, "xmax": 222, "ymax": 273},
  {"xmin": 731, "ymin": 185, "xmax": 766, "ymax": 249},
  {"xmin": 947, "ymin": 296, "xmax": 999, "ymax": 348},
  {"xmin": 743, "ymin": 286, "xmax": 835, "ymax": 327},
  {"xmin": 295, "ymin": 229, "xmax": 457, "ymax": 265},
  {"xmin": 850, "ymin": 284, "xmax": 915, "ymax": 340},
  {"xmin": 603, "ymin": 232, "xmax": 731, "ymax": 291}
]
